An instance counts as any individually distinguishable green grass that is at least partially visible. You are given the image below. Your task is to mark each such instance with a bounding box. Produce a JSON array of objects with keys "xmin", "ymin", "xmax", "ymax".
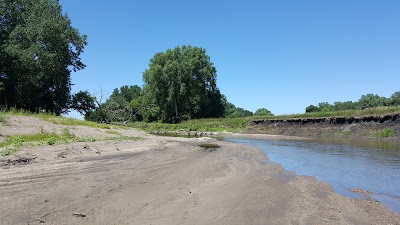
[
  {"xmin": 46, "ymin": 117, "xmax": 114, "ymax": 129},
  {"xmin": 270, "ymin": 106, "xmax": 400, "ymax": 119},
  {"xmin": 128, "ymin": 106, "xmax": 400, "ymax": 133},
  {"xmin": 376, "ymin": 128, "xmax": 394, "ymax": 138},
  {"xmin": 0, "ymin": 109, "xmax": 124, "ymax": 129},
  {"xmin": 3, "ymin": 106, "xmax": 400, "ymax": 135},
  {"xmin": 0, "ymin": 129, "xmax": 140, "ymax": 156},
  {"xmin": 0, "ymin": 130, "xmax": 97, "ymax": 156},
  {"xmin": 0, "ymin": 115, "xmax": 7, "ymax": 123},
  {"xmin": 105, "ymin": 130, "xmax": 121, "ymax": 135},
  {"xmin": 128, "ymin": 117, "xmax": 252, "ymax": 132}
]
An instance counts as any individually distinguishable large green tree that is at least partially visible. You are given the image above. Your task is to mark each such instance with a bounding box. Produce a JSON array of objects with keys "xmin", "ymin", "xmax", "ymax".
[
  {"xmin": 143, "ymin": 45, "xmax": 224, "ymax": 123},
  {"xmin": 254, "ymin": 108, "xmax": 274, "ymax": 117},
  {"xmin": 357, "ymin": 94, "xmax": 387, "ymax": 109},
  {"xmin": 0, "ymin": 0, "xmax": 87, "ymax": 114},
  {"xmin": 389, "ymin": 91, "xmax": 400, "ymax": 106}
]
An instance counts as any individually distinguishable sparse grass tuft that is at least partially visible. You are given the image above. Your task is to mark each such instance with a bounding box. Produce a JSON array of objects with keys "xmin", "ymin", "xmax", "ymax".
[
  {"xmin": 0, "ymin": 148, "xmax": 14, "ymax": 156},
  {"xmin": 46, "ymin": 117, "xmax": 113, "ymax": 129},
  {"xmin": 0, "ymin": 109, "xmax": 125, "ymax": 129},
  {"xmin": 105, "ymin": 130, "xmax": 121, "ymax": 135},
  {"xmin": 0, "ymin": 132, "xmax": 96, "ymax": 156},
  {"xmin": 0, "ymin": 115, "xmax": 6, "ymax": 123},
  {"xmin": 376, "ymin": 128, "xmax": 394, "ymax": 138}
]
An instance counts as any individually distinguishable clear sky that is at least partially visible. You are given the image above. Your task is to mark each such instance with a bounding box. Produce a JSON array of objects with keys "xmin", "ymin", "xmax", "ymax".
[{"xmin": 60, "ymin": 0, "xmax": 399, "ymax": 117}]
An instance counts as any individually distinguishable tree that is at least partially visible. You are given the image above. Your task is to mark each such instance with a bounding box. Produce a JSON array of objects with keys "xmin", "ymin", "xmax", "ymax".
[
  {"xmin": 318, "ymin": 102, "xmax": 333, "ymax": 111},
  {"xmin": 254, "ymin": 108, "xmax": 274, "ymax": 116},
  {"xmin": 83, "ymin": 86, "xmax": 144, "ymax": 124},
  {"xmin": 0, "ymin": 0, "xmax": 87, "ymax": 114},
  {"xmin": 389, "ymin": 91, "xmax": 400, "ymax": 106},
  {"xmin": 226, "ymin": 107, "xmax": 253, "ymax": 118},
  {"xmin": 333, "ymin": 101, "xmax": 357, "ymax": 111},
  {"xmin": 71, "ymin": 91, "xmax": 96, "ymax": 117},
  {"xmin": 143, "ymin": 45, "xmax": 224, "ymax": 123},
  {"xmin": 305, "ymin": 105, "xmax": 320, "ymax": 113},
  {"xmin": 358, "ymin": 94, "xmax": 387, "ymax": 109},
  {"xmin": 103, "ymin": 85, "xmax": 143, "ymax": 123}
]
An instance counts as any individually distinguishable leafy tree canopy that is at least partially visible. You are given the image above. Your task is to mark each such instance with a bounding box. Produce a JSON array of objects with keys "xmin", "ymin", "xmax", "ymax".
[
  {"xmin": 71, "ymin": 90, "xmax": 96, "ymax": 117},
  {"xmin": 0, "ymin": 0, "xmax": 87, "ymax": 114},
  {"xmin": 79, "ymin": 85, "xmax": 143, "ymax": 123},
  {"xmin": 305, "ymin": 91, "xmax": 400, "ymax": 113},
  {"xmin": 254, "ymin": 108, "xmax": 274, "ymax": 116},
  {"xmin": 142, "ymin": 45, "xmax": 224, "ymax": 123},
  {"xmin": 390, "ymin": 91, "xmax": 400, "ymax": 106}
]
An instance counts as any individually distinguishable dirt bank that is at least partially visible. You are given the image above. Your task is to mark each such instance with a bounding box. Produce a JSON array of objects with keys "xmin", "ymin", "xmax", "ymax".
[
  {"xmin": 0, "ymin": 116, "xmax": 399, "ymax": 224},
  {"xmin": 248, "ymin": 113, "xmax": 400, "ymax": 141}
]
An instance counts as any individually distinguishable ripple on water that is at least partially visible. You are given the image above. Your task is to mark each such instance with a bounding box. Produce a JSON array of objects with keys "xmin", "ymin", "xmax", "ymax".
[{"xmin": 225, "ymin": 137, "xmax": 400, "ymax": 213}]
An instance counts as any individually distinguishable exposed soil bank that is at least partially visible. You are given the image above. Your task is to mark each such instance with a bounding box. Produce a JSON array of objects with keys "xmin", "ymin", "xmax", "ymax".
[{"xmin": 248, "ymin": 113, "xmax": 400, "ymax": 141}]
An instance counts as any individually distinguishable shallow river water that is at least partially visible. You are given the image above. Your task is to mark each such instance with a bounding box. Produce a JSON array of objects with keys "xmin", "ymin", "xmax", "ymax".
[{"xmin": 225, "ymin": 137, "xmax": 400, "ymax": 213}]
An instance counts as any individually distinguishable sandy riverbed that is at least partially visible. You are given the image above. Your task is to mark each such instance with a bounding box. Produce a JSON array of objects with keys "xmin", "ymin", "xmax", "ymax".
[{"xmin": 0, "ymin": 117, "xmax": 399, "ymax": 224}]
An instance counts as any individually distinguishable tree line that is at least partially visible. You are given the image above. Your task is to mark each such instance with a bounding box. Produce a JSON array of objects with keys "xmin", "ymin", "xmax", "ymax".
[
  {"xmin": 73, "ymin": 46, "xmax": 274, "ymax": 124},
  {"xmin": 74, "ymin": 84, "xmax": 274, "ymax": 124},
  {"xmin": 72, "ymin": 48, "xmax": 273, "ymax": 123},
  {"xmin": 305, "ymin": 92, "xmax": 400, "ymax": 113},
  {"xmin": 0, "ymin": 2, "xmax": 273, "ymax": 125}
]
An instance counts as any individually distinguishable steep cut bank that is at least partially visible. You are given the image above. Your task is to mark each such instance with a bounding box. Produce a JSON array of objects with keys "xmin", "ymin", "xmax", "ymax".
[{"xmin": 248, "ymin": 113, "xmax": 400, "ymax": 140}]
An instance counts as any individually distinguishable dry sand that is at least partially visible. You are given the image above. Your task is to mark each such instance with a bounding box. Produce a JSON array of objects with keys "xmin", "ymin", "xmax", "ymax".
[{"xmin": 0, "ymin": 116, "xmax": 399, "ymax": 225}]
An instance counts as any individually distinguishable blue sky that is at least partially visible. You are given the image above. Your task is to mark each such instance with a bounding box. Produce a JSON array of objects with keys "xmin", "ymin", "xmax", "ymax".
[{"xmin": 60, "ymin": 0, "xmax": 399, "ymax": 117}]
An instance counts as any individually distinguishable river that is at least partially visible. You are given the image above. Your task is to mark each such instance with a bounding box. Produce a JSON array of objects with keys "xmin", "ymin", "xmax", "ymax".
[{"xmin": 225, "ymin": 137, "xmax": 400, "ymax": 213}]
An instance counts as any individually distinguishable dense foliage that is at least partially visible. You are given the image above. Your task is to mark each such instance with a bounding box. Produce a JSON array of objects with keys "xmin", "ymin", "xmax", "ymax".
[
  {"xmin": 0, "ymin": 0, "xmax": 87, "ymax": 115},
  {"xmin": 70, "ymin": 45, "xmax": 273, "ymax": 124},
  {"xmin": 305, "ymin": 92, "xmax": 400, "ymax": 113},
  {"xmin": 254, "ymin": 108, "xmax": 274, "ymax": 116},
  {"xmin": 142, "ymin": 45, "xmax": 225, "ymax": 123},
  {"xmin": 81, "ymin": 85, "xmax": 143, "ymax": 123}
]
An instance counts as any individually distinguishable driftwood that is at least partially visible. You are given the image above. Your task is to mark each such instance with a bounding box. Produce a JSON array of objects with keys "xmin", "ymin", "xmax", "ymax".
[
  {"xmin": 73, "ymin": 213, "xmax": 87, "ymax": 218},
  {"xmin": 7, "ymin": 157, "xmax": 37, "ymax": 165}
]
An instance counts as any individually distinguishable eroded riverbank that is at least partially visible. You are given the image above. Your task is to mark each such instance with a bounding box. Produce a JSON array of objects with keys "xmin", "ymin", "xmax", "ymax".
[{"xmin": 248, "ymin": 113, "xmax": 400, "ymax": 141}]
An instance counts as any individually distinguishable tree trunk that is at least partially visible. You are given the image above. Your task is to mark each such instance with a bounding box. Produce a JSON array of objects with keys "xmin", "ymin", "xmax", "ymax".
[{"xmin": 174, "ymin": 96, "xmax": 179, "ymax": 121}]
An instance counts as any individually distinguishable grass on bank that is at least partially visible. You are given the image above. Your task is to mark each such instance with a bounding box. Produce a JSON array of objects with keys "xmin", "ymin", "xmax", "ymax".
[
  {"xmin": 0, "ymin": 115, "xmax": 7, "ymax": 123},
  {"xmin": 272, "ymin": 106, "xmax": 400, "ymax": 119},
  {"xmin": 128, "ymin": 116, "xmax": 251, "ymax": 132},
  {"xmin": 376, "ymin": 128, "xmax": 395, "ymax": 138},
  {"xmin": 0, "ymin": 129, "xmax": 94, "ymax": 156},
  {"xmin": 2, "ymin": 106, "xmax": 400, "ymax": 134},
  {"xmin": 128, "ymin": 106, "xmax": 400, "ymax": 132},
  {"xmin": 0, "ymin": 127, "xmax": 140, "ymax": 156},
  {"xmin": 0, "ymin": 109, "xmax": 120, "ymax": 129}
]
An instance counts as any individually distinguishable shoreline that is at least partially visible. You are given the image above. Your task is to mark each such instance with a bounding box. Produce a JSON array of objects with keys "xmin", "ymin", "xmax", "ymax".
[{"xmin": 0, "ymin": 118, "xmax": 399, "ymax": 224}]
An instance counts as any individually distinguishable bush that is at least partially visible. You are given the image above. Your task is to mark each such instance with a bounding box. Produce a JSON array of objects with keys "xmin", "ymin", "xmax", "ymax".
[{"xmin": 377, "ymin": 128, "xmax": 394, "ymax": 138}]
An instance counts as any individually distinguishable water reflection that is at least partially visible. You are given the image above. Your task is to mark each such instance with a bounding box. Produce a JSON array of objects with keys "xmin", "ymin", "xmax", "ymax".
[{"xmin": 225, "ymin": 137, "xmax": 400, "ymax": 213}]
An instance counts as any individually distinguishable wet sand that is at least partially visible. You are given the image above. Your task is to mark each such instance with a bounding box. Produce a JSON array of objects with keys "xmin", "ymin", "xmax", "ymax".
[{"xmin": 1, "ymin": 133, "xmax": 399, "ymax": 224}]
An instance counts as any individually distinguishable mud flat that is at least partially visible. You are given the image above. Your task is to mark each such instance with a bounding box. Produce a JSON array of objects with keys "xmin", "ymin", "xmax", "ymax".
[
  {"xmin": 0, "ymin": 138, "xmax": 399, "ymax": 224},
  {"xmin": 0, "ymin": 116, "xmax": 399, "ymax": 224}
]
